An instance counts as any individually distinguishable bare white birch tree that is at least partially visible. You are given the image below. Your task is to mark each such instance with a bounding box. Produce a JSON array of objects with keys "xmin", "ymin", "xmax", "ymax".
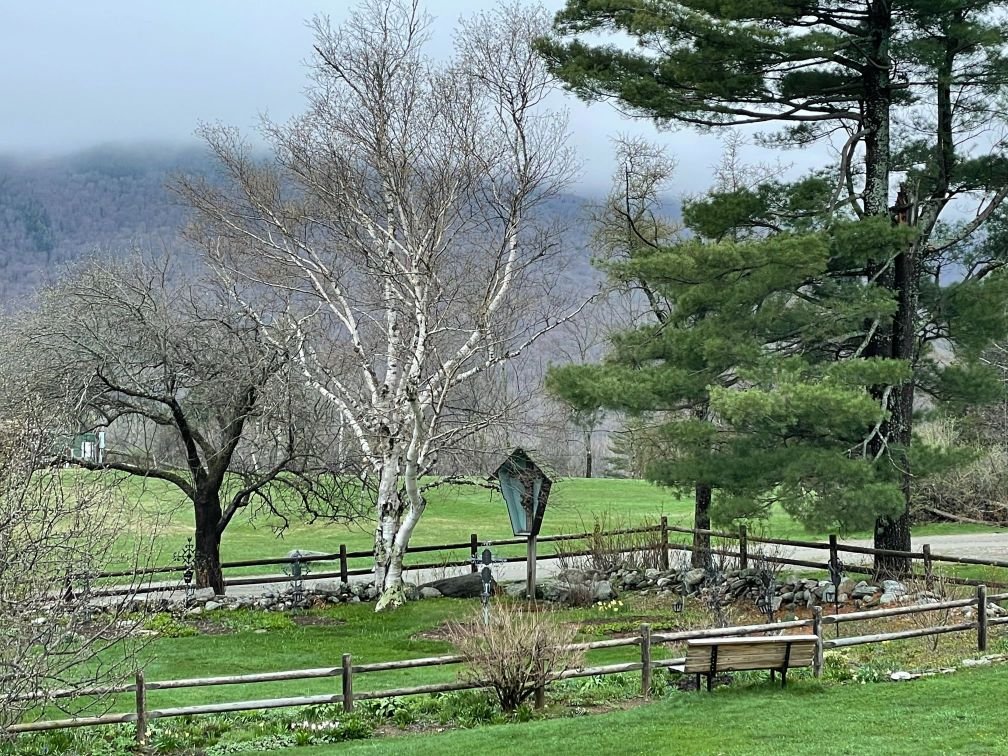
[{"xmin": 177, "ymin": 0, "xmax": 579, "ymax": 609}]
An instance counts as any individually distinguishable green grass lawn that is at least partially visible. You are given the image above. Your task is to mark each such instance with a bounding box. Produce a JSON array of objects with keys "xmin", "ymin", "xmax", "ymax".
[
  {"xmin": 263, "ymin": 665, "xmax": 1008, "ymax": 755},
  {"xmin": 116, "ymin": 476, "xmax": 691, "ymax": 572},
  {"xmin": 16, "ymin": 589, "xmax": 1008, "ymax": 754},
  {"xmin": 78, "ymin": 589, "xmax": 1004, "ymax": 714}
]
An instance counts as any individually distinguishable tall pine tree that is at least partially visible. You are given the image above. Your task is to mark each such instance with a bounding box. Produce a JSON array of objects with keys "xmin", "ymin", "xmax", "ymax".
[{"xmin": 541, "ymin": 0, "xmax": 1008, "ymax": 569}]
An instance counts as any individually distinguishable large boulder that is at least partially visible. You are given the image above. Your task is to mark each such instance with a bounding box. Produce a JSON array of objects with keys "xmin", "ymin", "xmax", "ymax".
[
  {"xmin": 591, "ymin": 580, "xmax": 615, "ymax": 602},
  {"xmin": 683, "ymin": 568, "xmax": 707, "ymax": 588},
  {"xmin": 537, "ymin": 579, "xmax": 568, "ymax": 602},
  {"xmin": 420, "ymin": 573, "xmax": 494, "ymax": 598}
]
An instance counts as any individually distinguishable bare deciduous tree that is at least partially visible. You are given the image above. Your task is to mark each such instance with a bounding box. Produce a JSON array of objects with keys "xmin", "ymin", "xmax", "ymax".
[
  {"xmin": 177, "ymin": 0, "xmax": 580, "ymax": 609},
  {"xmin": 0, "ymin": 386, "xmax": 154, "ymax": 731},
  {"xmin": 10, "ymin": 254, "xmax": 341, "ymax": 594}
]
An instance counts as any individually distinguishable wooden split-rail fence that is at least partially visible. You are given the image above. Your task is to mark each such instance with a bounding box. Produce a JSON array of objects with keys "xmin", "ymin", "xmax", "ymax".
[
  {"xmin": 7, "ymin": 586, "xmax": 1008, "ymax": 745},
  {"xmin": 86, "ymin": 519, "xmax": 1008, "ymax": 598}
]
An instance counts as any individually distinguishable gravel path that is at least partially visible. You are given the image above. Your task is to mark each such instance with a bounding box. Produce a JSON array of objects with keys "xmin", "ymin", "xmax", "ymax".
[{"xmin": 785, "ymin": 531, "xmax": 1008, "ymax": 567}]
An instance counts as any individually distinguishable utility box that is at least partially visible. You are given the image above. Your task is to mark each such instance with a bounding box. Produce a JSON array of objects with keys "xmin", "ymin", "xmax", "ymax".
[{"xmin": 492, "ymin": 447, "xmax": 553, "ymax": 537}]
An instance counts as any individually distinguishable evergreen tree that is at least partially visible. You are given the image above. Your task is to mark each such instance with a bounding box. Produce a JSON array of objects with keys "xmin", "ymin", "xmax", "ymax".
[{"xmin": 541, "ymin": 0, "xmax": 1008, "ymax": 569}]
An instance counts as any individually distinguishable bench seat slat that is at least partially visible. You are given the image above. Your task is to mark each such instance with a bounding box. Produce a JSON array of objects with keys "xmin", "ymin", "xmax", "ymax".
[
  {"xmin": 679, "ymin": 635, "xmax": 818, "ymax": 677},
  {"xmin": 686, "ymin": 635, "xmax": 818, "ymax": 646}
]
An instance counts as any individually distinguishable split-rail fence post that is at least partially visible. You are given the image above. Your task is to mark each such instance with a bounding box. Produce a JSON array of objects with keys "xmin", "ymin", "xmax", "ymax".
[
  {"xmin": 342, "ymin": 653, "xmax": 354, "ymax": 712},
  {"xmin": 659, "ymin": 518, "xmax": 669, "ymax": 571},
  {"xmin": 811, "ymin": 607, "xmax": 823, "ymax": 678},
  {"xmin": 134, "ymin": 670, "xmax": 147, "ymax": 748},
  {"xmin": 640, "ymin": 623, "xmax": 652, "ymax": 697},
  {"xmin": 977, "ymin": 584, "xmax": 988, "ymax": 652}
]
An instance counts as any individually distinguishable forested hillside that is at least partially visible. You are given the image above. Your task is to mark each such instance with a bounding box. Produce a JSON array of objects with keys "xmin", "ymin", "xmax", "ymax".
[
  {"xmin": 0, "ymin": 144, "xmax": 600, "ymax": 306},
  {"xmin": 0, "ymin": 145, "xmax": 214, "ymax": 303}
]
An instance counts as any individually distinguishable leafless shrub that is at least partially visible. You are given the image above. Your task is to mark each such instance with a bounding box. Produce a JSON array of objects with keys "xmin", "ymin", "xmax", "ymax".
[
  {"xmin": 577, "ymin": 511, "xmax": 663, "ymax": 573},
  {"xmin": 912, "ymin": 418, "xmax": 1008, "ymax": 525},
  {"xmin": 901, "ymin": 567, "xmax": 966, "ymax": 652},
  {"xmin": 0, "ymin": 387, "xmax": 156, "ymax": 732},
  {"xmin": 447, "ymin": 604, "xmax": 583, "ymax": 711},
  {"xmin": 553, "ymin": 537, "xmax": 586, "ymax": 575},
  {"xmin": 709, "ymin": 535, "xmax": 740, "ymax": 574},
  {"xmin": 745, "ymin": 525, "xmax": 790, "ymax": 582}
]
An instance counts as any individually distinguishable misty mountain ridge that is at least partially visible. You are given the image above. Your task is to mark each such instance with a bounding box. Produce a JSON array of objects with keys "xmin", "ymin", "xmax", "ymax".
[{"xmin": 0, "ymin": 143, "xmax": 645, "ymax": 307}]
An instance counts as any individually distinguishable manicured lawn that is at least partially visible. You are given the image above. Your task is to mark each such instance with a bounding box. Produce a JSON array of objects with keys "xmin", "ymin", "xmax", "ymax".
[
  {"xmin": 115, "ymin": 476, "xmax": 691, "ymax": 572},
  {"xmin": 94, "ymin": 588, "xmax": 1002, "ymax": 714},
  {"xmin": 102, "ymin": 597, "xmax": 694, "ymax": 712},
  {"xmin": 262, "ymin": 665, "xmax": 1008, "ymax": 755},
  {"xmin": 17, "ymin": 590, "xmax": 1008, "ymax": 753}
]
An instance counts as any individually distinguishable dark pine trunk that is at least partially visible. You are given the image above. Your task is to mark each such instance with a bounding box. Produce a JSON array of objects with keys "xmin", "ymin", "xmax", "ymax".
[
  {"xmin": 584, "ymin": 430, "xmax": 593, "ymax": 479},
  {"xmin": 194, "ymin": 490, "xmax": 225, "ymax": 595},
  {"xmin": 860, "ymin": 0, "xmax": 911, "ymax": 576},
  {"xmin": 691, "ymin": 483, "xmax": 712, "ymax": 569},
  {"xmin": 875, "ymin": 243, "xmax": 916, "ymax": 576}
]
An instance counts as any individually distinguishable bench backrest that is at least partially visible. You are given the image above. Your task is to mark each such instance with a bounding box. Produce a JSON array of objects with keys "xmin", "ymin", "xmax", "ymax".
[{"xmin": 682, "ymin": 635, "xmax": 818, "ymax": 674}]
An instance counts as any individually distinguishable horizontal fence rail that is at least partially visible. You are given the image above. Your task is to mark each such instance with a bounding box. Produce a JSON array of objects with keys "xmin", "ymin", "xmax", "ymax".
[
  {"xmin": 9, "ymin": 585, "xmax": 1005, "ymax": 744},
  {"xmin": 84, "ymin": 515, "xmax": 1008, "ymax": 600}
]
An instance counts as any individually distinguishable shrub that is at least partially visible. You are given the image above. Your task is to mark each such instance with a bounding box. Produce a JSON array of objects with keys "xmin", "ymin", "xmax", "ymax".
[
  {"xmin": 446, "ymin": 604, "xmax": 584, "ymax": 711},
  {"xmin": 912, "ymin": 417, "xmax": 1008, "ymax": 525}
]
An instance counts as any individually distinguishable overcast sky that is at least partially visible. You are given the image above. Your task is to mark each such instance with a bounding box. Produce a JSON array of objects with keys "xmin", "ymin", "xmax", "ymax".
[{"xmin": 0, "ymin": 1, "xmax": 826, "ymax": 193}]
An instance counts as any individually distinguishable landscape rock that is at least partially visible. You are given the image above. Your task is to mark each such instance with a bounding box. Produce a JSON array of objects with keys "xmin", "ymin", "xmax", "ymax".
[
  {"xmin": 191, "ymin": 588, "xmax": 215, "ymax": 603},
  {"xmin": 420, "ymin": 573, "xmax": 494, "ymax": 599},
  {"xmin": 503, "ymin": 581, "xmax": 530, "ymax": 598},
  {"xmin": 556, "ymin": 569, "xmax": 591, "ymax": 585},
  {"xmin": 683, "ymin": 568, "xmax": 707, "ymax": 588},
  {"xmin": 419, "ymin": 587, "xmax": 443, "ymax": 599},
  {"xmin": 591, "ymin": 580, "xmax": 615, "ymax": 603},
  {"xmin": 622, "ymin": 571, "xmax": 643, "ymax": 588},
  {"xmin": 882, "ymin": 580, "xmax": 907, "ymax": 597},
  {"xmin": 538, "ymin": 579, "xmax": 567, "ymax": 603},
  {"xmin": 961, "ymin": 657, "xmax": 991, "ymax": 667}
]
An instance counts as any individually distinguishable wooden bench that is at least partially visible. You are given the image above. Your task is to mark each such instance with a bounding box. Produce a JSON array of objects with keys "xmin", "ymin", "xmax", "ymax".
[{"xmin": 670, "ymin": 635, "xmax": 819, "ymax": 691}]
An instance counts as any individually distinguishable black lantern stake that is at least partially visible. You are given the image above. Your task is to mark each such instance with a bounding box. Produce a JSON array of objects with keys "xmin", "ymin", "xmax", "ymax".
[
  {"xmin": 173, "ymin": 538, "xmax": 196, "ymax": 604},
  {"xmin": 828, "ymin": 555, "xmax": 845, "ymax": 638},
  {"xmin": 472, "ymin": 546, "xmax": 505, "ymax": 625},
  {"xmin": 756, "ymin": 570, "xmax": 776, "ymax": 624},
  {"xmin": 285, "ymin": 550, "xmax": 311, "ymax": 605}
]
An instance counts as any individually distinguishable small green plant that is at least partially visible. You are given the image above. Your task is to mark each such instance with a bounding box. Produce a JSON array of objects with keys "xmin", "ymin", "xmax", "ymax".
[
  {"xmin": 852, "ymin": 664, "xmax": 884, "ymax": 684},
  {"xmin": 217, "ymin": 609, "xmax": 296, "ymax": 633},
  {"xmin": 432, "ymin": 691, "xmax": 503, "ymax": 728},
  {"xmin": 144, "ymin": 611, "xmax": 198, "ymax": 638},
  {"xmin": 822, "ymin": 650, "xmax": 855, "ymax": 682},
  {"xmin": 393, "ymin": 704, "xmax": 418, "ymax": 728},
  {"xmin": 0, "ymin": 726, "xmax": 137, "ymax": 756},
  {"xmin": 359, "ymin": 697, "xmax": 399, "ymax": 719}
]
